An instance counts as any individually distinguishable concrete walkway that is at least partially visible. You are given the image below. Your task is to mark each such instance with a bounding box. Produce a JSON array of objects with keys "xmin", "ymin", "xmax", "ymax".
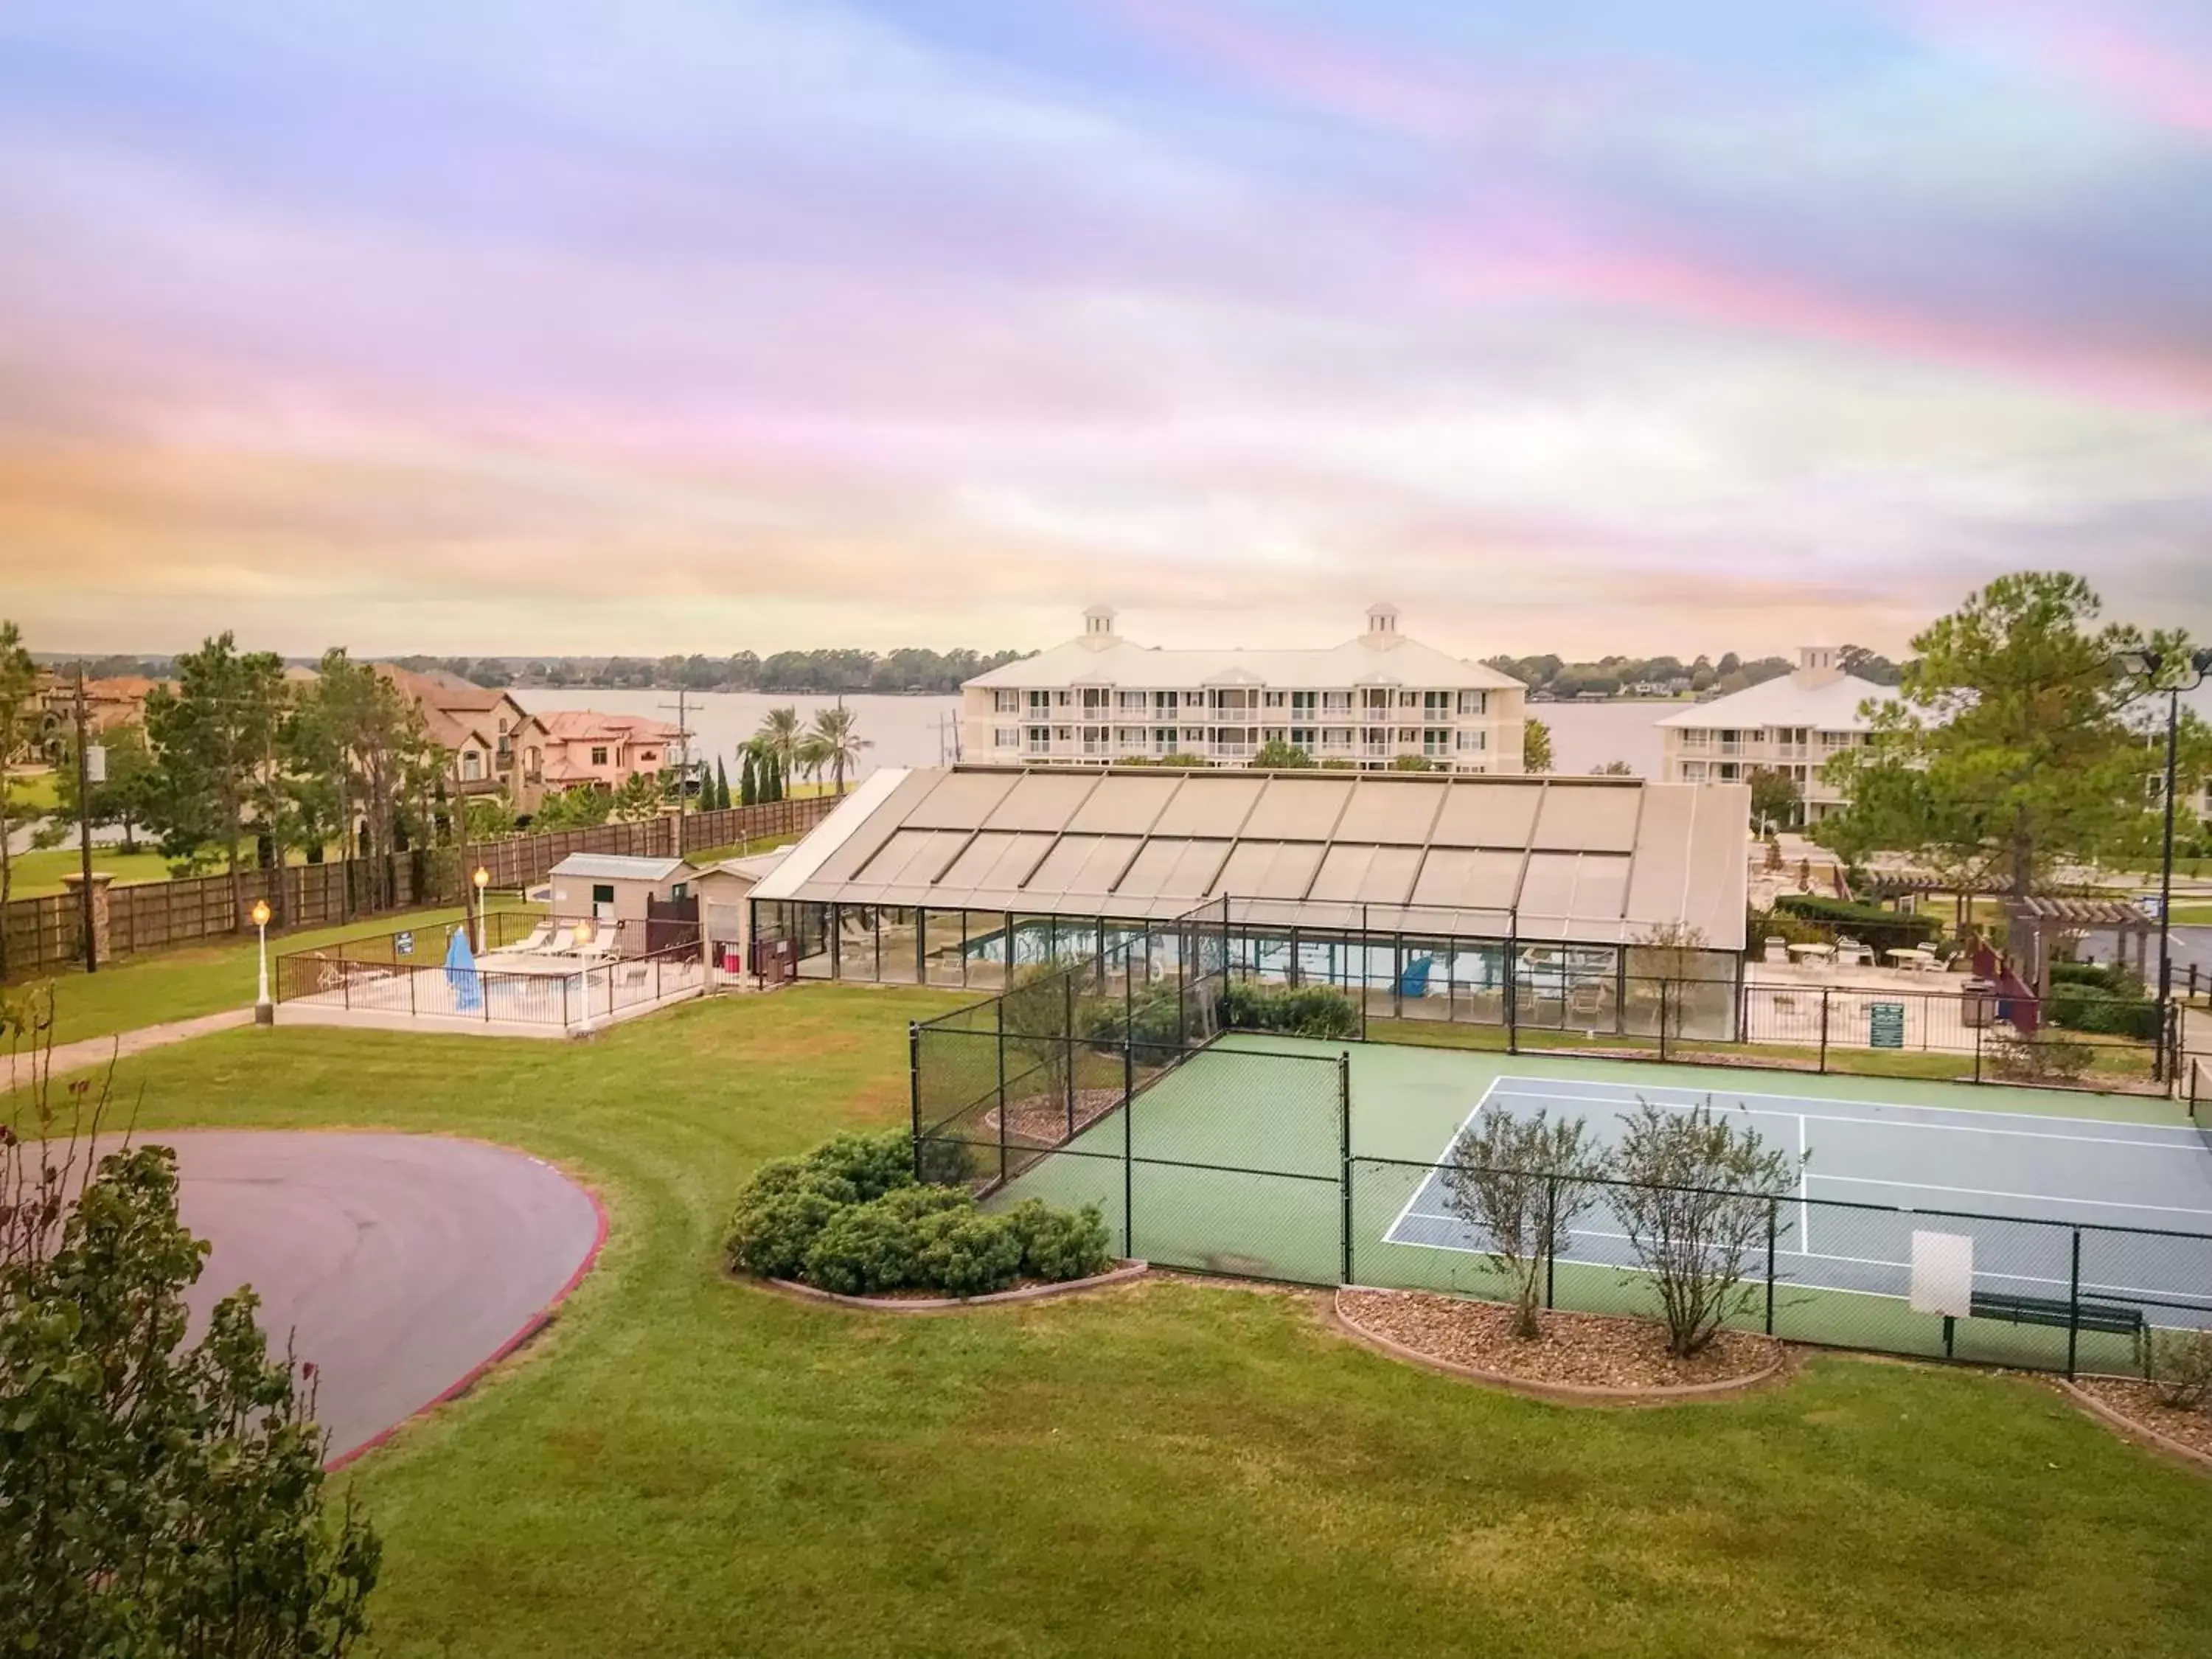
[{"xmin": 10, "ymin": 1007, "xmax": 254, "ymax": 1090}]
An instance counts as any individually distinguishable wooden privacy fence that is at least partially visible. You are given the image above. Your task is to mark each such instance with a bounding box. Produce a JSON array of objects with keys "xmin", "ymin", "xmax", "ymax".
[{"xmin": 1, "ymin": 792, "xmax": 835, "ymax": 979}]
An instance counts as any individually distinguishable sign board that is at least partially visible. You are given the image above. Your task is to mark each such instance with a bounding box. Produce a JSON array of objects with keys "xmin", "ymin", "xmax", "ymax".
[
  {"xmin": 1910, "ymin": 1231, "xmax": 1974, "ymax": 1318},
  {"xmin": 1868, "ymin": 1002, "xmax": 1906, "ymax": 1048},
  {"xmin": 394, "ymin": 931, "xmax": 414, "ymax": 957},
  {"xmin": 2135, "ymin": 893, "xmax": 2164, "ymax": 922},
  {"xmin": 85, "ymin": 743, "xmax": 106, "ymax": 785}
]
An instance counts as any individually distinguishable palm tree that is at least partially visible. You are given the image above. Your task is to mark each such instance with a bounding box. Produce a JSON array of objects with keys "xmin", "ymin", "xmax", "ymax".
[
  {"xmin": 808, "ymin": 703, "xmax": 871, "ymax": 794},
  {"xmin": 754, "ymin": 706, "xmax": 801, "ymax": 785},
  {"xmin": 795, "ymin": 734, "xmax": 832, "ymax": 795}
]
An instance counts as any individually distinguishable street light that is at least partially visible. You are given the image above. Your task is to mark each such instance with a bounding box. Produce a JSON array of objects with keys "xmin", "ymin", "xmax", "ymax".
[
  {"xmin": 472, "ymin": 864, "xmax": 490, "ymax": 952},
  {"xmin": 2113, "ymin": 646, "xmax": 2212, "ymax": 1062},
  {"xmin": 251, "ymin": 897, "xmax": 273, "ymax": 1025}
]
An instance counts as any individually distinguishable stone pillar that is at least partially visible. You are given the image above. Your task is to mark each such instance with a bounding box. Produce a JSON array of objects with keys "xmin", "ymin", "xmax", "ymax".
[{"xmin": 60, "ymin": 870, "xmax": 114, "ymax": 967}]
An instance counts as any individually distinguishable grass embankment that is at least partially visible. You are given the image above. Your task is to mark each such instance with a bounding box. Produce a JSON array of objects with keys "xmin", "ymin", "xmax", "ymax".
[
  {"xmin": 13, "ymin": 897, "xmax": 534, "ymax": 1048},
  {"xmin": 64, "ymin": 990, "xmax": 2212, "ymax": 1658}
]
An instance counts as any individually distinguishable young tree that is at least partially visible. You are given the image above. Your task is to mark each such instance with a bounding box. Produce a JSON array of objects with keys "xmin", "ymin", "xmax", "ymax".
[
  {"xmin": 0, "ymin": 622, "xmax": 44, "ymax": 956},
  {"xmin": 1252, "ymin": 739, "xmax": 1315, "ymax": 769},
  {"xmin": 1819, "ymin": 572, "xmax": 2202, "ymax": 895},
  {"xmin": 739, "ymin": 744, "xmax": 759, "ymax": 807},
  {"xmin": 611, "ymin": 771, "xmax": 662, "ymax": 823},
  {"xmin": 143, "ymin": 634, "xmax": 288, "ymax": 927},
  {"xmin": 1746, "ymin": 766, "xmax": 1802, "ymax": 833},
  {"xmin": 1, "ymin": 991, "xmax": 382, "ymax": 1652},
  {"xmin": 532, "ymin": 784, "xmax": 612, "ymax": 831},
  {"xmin": 1610, "ymin": 1097, "xmax": 1804, "ymax": 1357},
  {"xmin": 1437, "ymin": 1106, "xmax": 1606, "ymax": 1339},
  {"xmin": 288, "ymin": 653, "xmax": 444, "ymax": 912},
  {"xmin": 49, "ymin": 720, "xmax": 159, "ymax": 852},
  {"xmin": 714, "ymin": 756, "xmax": 731, "ymax": 811},
  {"xmin": 1522, "ymin": 717, "xmax": 1554, "ymax": 773},
  {"xmin": 808, "ymin": 703, "xmax": 870, "ymax": 793}
]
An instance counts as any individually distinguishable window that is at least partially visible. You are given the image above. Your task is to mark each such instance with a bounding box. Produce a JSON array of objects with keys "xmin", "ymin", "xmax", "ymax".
[
  {"xmin": 1026, "ymin": 726, "xmax": 1051, "ymax": 753},
  {"xmin": 641, "ymin": 750, "xmax": 658, "ymax": 762},
  {"xmin": 592, "ymin": 883, "xmax": 615, "ymax": 905},
  {"xmin": 1154, "ymin": 692, "xmax": 1178, "ymax": 717},
  {"xmin": 1119, "ymin": 690, "xmax": 1147, "ymax": 710},
  {"xmin": 1683, "ymin": 760, "xmax": 1708, "ymax": 782},
  {"xmin": 1184, "ymin": 690, "xmax": 1205, "ymax": 707},
  {"xmin": 1290, "ymin": 727, "xmax": 1316, "ymax": 750},
  {"xmin": 1182, "ymin": 726, "xmax": 1205, "ymax": 743},
  {"xmin": 1423, "ymin": 728, "xmax": 1451, "ymax": 757},
  {"xmin": 1263, "ymin": 689, "xmax": 1287, "ymax": 708},
  {"xmin": 1396, "ymin": 727, "xmax": 1418, "ymax": 743},
  {"xmin": 498, "ymin": 717, "xmax": 509, "ymax": 734},
  {"xmin": 1423, "ymin": 691, "xmax": 1451, "ymax": 717},
  {"xmin": 1680, "ymin": 729, "xmax": 1710, "ymax": 752},
  {"xmin": 1399, "ymin": 691, "xmax": 1419, "ymax": 709},
  {"xmin": 460, "ymin": 751, "xmax": 482, "ymax": 781},
  {"xmin": 1457, "ymin": 689, "xmax": 1487, "ymax": 716},
  {"xmin": 525, "ymin": 745, "xmax": 541, "ymax": 778},
  {"xmin": 669, "ymin": 882, "xmax": 689, "ymax": 900},
  {"xmin": 1291, "ymin": 691, "xmax": 1317, "ymax": 716},
  {"xmin": 1154, "ymin": 727, "xmax": 1178, "ymax": 751},
  {"xmin": 591, "ymin": 745, "xmax": 609, "ymax": 765},
  {"xmin": 993, "ymin": 689, "xmax": 1020, "ymax": 714},
  {"xmin": 992, "ymin": 727, "xmax": 1019, "ymax": 749},
  {"xmin": 1320, "ymin": 728, "xmax": 1351, "ymax": 750},
  {"xmin": 1456, "ymin": 728, "xmax": 1486, "ymax": 751},
  {"xmin": 1323, "ymin": 691, "xmax": 1352, "ymax": 713},
  {"xmin": 1027, "ymin": 691, "xmax": 1050, "ymax": 715}
]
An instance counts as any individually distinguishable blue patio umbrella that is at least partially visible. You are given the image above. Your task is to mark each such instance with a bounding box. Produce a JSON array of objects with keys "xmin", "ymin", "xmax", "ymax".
[{"xmin": 444, "ymin": 925, "xmax": 482, "ymax": 1012}]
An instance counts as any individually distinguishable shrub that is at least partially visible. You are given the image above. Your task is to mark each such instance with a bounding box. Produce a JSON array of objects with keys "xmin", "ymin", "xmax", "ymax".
[
  {"xmin": 1985, "ymin": 1032, "xmax": 2093, "ymax": 1085},
  {"xmin": 1770, "ymin": 894, "xmax": 1938, "ymax": 955},
  {"xmin": 800, "ymin": 1185, "xmax": 972, "ymax": 1295},
  {"xmin": 723, "ymin": 1177, "xmax": 850, "ymax": 1279},
  {"xmin": 921, "ymin": 1213, "xmax": 1025, "ymax": 1298},
  {"xmin": 1223, "ymin": 979, "xmax": 1360, "ymax": 1040},
  {"xmin": 2149, "ymin": 1329, "xmax": 2212, "ymax": 1413},
  {"xmin": 804, "ymin": 1130, "xmax": 914, "ymax": 1202},
  {"xmin": 1004, "ymin": 1198, "xmax": 1113, "ymax": 1281},
  {"xmin": 2045, "ymin": 989, "xmax": 2163, "ymax": 1041}
]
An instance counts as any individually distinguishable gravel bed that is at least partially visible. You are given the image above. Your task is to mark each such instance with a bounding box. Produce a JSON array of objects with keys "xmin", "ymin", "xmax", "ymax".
[
  {"xmin": 2072, "ymin": 1377, "xmax": 2212, "ymax": 1464},
  {"xmin": 1339, "ymin": 1287, "xmax": 1781, "ymax": 1391},
  {"xmin": 987, "ymin": 1087, "xmax": 1123, "ymax": 1147}
]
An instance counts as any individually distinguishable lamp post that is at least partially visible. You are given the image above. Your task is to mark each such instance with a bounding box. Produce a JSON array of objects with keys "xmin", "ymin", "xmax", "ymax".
[
  {"xmin": 251, "ymin": 897, "xmax": 273, "ymax": 1025},
  {"xmin": 2115, "ymin": 647, "xmax": 2212, "ymax": 1070},
  {"xmin": 472, "ymin": 864, "xmax": 490, "ymax": 953}
]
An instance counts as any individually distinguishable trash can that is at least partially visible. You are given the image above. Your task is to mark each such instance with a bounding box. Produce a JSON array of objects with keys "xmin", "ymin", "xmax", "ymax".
[{"xmin": 1960, "ymin": 978, "xmax": 1997, "ymax": 1029}]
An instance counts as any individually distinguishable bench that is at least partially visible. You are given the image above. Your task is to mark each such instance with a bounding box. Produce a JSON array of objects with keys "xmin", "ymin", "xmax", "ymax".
[{"xmin": 1967, "ymin": 1290, "xmax": 2146, "ymax": 1369}]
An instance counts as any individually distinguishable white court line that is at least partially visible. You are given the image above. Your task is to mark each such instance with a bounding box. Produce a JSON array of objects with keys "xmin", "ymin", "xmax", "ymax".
[
  {"xmin": 1798, "ymin": 1112, "xmax": 1809, "ymax": 1247},
  {"xmin": 1484, "ymin": 1086, "xmax": 2197, "ymax": 1152},
  {"xmin": 1484, "ymin": 1076, "xmax": 2205, "ymax": 1141},
  {"xmin": 1382, "ymin": 1076, "xmax": 1501, "ymax": 1242},
  {"xmin": 1809, "ymin": 1172, "xmax": 2212, "ymax": 1219}
]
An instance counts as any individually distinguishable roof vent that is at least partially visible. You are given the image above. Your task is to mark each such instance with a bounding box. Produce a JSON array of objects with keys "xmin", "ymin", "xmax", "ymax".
[
  {"xmin": 1081, "ymin": 604, "xmax": 1118, "ymax": 652},
  {"xmin": 1364, "ymin": 602, "xmax": 1401, "ymax": 647}
]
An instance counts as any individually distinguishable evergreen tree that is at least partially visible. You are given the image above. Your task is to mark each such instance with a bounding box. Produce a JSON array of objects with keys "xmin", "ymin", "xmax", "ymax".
[
  {"xmin": 740, "ymin": 745, "xmax": 758, "ymax": 807},
  {"xmin": 714, "ymin": 756, "xmax": 731, "ymax": 810}
]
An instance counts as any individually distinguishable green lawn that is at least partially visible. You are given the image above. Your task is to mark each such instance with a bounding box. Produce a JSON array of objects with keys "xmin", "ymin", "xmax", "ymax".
[
  {"xmin": 50, "ymin": 990, "xmax": 2212, "ymax": 1658},
  {"xmin": 5, "ymin": 768, "xmax": 60, "ymax": 815},
  {"xmin": 11, "ymin": 897, "xmax": 534, "ymax": 1048},
  {"xmin": 4, "ymin": 841, "xmax": 178, "ymax": 898}
]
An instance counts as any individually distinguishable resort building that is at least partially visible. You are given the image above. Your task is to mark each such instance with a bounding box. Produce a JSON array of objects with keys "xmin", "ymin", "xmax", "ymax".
[
  {"xmin": 1656, "ymin": 648, "xmax": 1898, "ymax": 824},
  {"xmin": 750, "ymin": 764, "xmax": 1749, "ymax": 1038},
  {"xmin": 959, "ymin": 605, "xmax": 1528, "ymax": 773}
]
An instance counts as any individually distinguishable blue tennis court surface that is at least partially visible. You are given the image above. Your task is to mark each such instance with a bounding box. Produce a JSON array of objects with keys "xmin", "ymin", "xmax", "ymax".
[{"xmin": 1387, "ymin": 1075, "xmax": 2212, "ymax": 1329}]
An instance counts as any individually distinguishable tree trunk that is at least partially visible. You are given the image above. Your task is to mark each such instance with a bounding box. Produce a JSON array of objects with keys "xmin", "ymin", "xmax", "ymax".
[{"xmin": 225, "ymin": 781, "xmax": 244, "ymax": 932}]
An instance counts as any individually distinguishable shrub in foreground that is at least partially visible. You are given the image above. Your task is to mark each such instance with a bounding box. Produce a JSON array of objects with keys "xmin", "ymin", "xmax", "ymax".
[
  {"xmin": 802, "ymin": 1186, "xmax": 971, "ymax": 1295},
  {"xmin": 921, "ymin": 1214, "xmax": 1026, "ymax": 1298},
  {"xmin": 2149, "ymin": 1329, "xmax": 2212, "ymax": 1413},
  {"xmin": 1004, "ymin": 1198, "xmax": 1113, "ymax": 1282},
  {"xmin": 1223, "ymin": 979, "xmax": 1361, "ymax": 1040}
]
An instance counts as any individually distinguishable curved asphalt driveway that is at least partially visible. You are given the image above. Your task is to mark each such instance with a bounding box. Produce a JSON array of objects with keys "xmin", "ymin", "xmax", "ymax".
[{"xmin": 141, "ymin": 1132, "xmax": 604, "ymax": 1465}]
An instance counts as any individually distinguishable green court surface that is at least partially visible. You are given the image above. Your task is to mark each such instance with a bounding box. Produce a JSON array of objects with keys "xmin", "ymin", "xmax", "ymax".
[{"xmin": 987, "ymin": 1035, "xmax": 2211, "ymax": 1374}]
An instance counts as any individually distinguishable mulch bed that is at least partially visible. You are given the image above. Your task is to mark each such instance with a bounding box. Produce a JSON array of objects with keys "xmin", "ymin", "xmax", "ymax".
[
  {"xmin": 2069, "ymin": 1377, "xmax": 2212, "ymax": 1466},
  {"xmin": 1338, "ymin": 1287, "xmax": 1782, "ymax": 1394},
  {"xmin": 985, "ymin": 1087, "xmax": 1122, "ymax": 1147}
]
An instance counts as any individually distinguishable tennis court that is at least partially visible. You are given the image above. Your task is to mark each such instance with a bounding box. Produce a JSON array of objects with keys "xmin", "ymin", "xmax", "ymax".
[{"xmin": 981, "ymin": 1035, "xmax": 2212, "ymax": 1374}]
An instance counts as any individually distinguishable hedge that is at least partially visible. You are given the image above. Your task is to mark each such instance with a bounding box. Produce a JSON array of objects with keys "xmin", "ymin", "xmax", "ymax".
[
  {"xmin": 2045, "ymin": 988, "xmax": 2163, "ymax": 1042},
  {"xmin": 723, "ymin": 1129, "xmax": 1113, "ymax": 1297},
  {"xmin": 1770, "ymin": 895, "xmax": 1940, "ymax": 955},
  {"xmin": 1222, "ymin": 980, "xmax": 1361, "ymax": 1040}
]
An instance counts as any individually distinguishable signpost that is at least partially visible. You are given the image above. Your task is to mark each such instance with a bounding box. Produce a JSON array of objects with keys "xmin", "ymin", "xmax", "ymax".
[
  {"xmin": 1868, "ymin": 1001, "xmax": 1905, "ymax": 1049},
  {"xmin": 395, "ymin": 931, "xmax": 415, "ymax": 958}
]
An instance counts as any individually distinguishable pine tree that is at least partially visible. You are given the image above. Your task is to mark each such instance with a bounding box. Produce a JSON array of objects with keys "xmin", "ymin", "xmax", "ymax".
[{"xmin": 714, "ymin": 756, "xmax": 731, "ymax": 810}]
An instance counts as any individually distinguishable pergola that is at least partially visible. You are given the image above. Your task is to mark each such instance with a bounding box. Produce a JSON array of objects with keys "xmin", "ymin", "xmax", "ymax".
[{"xmin": 2003, "ymin": 895, "xmax": 2154, "ymax": 996}]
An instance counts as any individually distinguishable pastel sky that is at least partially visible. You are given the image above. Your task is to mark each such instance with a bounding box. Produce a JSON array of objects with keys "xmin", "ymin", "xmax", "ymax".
[{"xmin": 4, "ymin": 0, "xmax": 2211, "ymax": 660}]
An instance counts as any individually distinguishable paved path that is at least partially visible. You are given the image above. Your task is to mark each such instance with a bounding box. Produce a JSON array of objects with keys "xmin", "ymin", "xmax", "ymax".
[
  {"xmin": 13, "ymin": 1008, "xmax": 254, "ymax": 1089},
  {"xmin": 126, "ymin": 1131, "xmax": 603, "ymax": 1464}
]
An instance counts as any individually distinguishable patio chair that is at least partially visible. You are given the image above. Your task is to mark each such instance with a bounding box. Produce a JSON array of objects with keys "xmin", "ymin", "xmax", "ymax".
[{"xmin": 509, "ymin": 920, "xmax": 555, "ymax": 953}]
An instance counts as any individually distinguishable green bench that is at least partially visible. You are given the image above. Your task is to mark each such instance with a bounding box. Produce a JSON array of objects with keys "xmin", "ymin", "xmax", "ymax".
[{"xmin": 1967, "ymin": 1290, "xmax": 2146, "ymax": 1371}]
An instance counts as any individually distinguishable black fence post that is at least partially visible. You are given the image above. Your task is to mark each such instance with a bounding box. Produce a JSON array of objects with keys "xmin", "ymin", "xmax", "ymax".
[
  {"xmin": 1544, "ymin": 1176, "xmax": 1558, "ymax": 1310},
  {"xmin": 908, "ymin": 1022, "xmax": 923, "ymax": 1180},
  {"xmin": 1972, "ymin": 1007, "xmax": 1983, "ymax": 1085},
  {"xmin": 1818, "ymin": 987, "xmax": 1831, "ymax": 1074},
  {"xmin": 995, "ymin": 1002, "xmax": 1009, "ymax": 1189},
  {"xmin": 1063, "ymin": 969, "xmax": 1077, "ymax": 1138},
  {"xmin": 2066, "ymin": 1228, "xmax": 2082, "ymax": 1381},
  {"xmin": 1338, "ymin": 1051, "xmax": 1353, "ymax": 1287},
  {"xmin": 1505, "ymin": 912, "xmax": 1519, "ymax": 1057},
  {"xmin": 1764, "ymin": 1199, "xmax": 1778, "ymax": 1335},
  {"xmin": 1123, "ymin": 1039, "xmax": 1136, "ymax": 1261}
]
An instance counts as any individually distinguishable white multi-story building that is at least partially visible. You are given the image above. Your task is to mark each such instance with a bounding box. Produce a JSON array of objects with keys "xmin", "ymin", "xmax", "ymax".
[
  {"xmin": 1655, "ymin": 647, "xmax": 1898, "ymax": 824},
  {"xmin": 960, "ymin": 605, "xmax": 1528, "ymax": 772}
]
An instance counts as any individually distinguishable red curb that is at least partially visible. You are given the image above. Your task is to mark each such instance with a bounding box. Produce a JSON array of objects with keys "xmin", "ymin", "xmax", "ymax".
[{"xmin": 324, "ymin": 1175, "xmax": 609, "ymax": 1470}]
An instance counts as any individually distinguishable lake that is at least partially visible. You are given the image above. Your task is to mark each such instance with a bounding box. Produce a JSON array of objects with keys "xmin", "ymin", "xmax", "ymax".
[{"xmin": 507, "ymin": 689, "xmax": 1672, "ymax": 781}]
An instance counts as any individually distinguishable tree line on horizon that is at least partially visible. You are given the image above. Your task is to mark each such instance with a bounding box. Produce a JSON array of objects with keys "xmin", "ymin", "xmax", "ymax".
[{"xmin": 1484, "ymin": 645, "xmax": 1903, "ymax": 700}]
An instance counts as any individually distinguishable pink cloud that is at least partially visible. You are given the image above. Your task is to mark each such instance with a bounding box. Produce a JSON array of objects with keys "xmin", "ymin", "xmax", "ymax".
[{"xmin": 1898, "ymin": 0, "xmax": 2212, "ymax": 140}]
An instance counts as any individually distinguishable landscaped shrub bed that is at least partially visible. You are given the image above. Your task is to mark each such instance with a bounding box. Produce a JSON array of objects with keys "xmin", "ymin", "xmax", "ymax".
[
  {"xmin": 1222, "ymin": 979, "xmax": 1361, "ymax": 1040},
  {"xmin": 724, "ymin": 1130, "xmax": 1113, "ymax": 1298},
  {"xmin": 2046, "ymin": 987, "xmax": 2163, "ymax": 1041},
  {"xmin": 1770, "ymin": 894, "xmax": 1940, "ymax": 955}
]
